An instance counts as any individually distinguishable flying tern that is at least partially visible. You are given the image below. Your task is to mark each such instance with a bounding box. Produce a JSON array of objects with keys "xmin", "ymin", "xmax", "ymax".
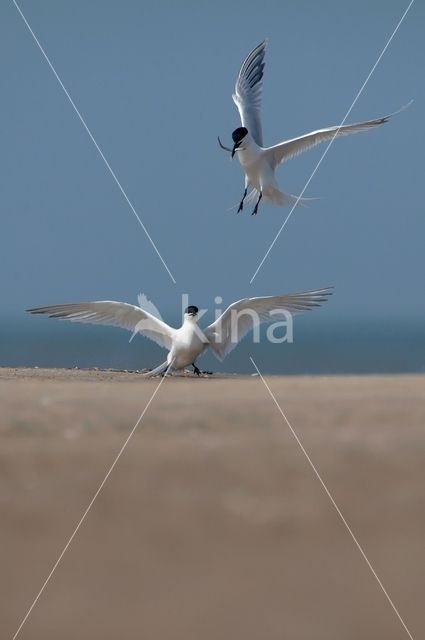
[
  {"xmin": 219, "ymin": 40, "xmax": 409, "ymax": 215},
  {"xmin": 27, "ymin": 288, "xmax": 332, "ymax": 376}
]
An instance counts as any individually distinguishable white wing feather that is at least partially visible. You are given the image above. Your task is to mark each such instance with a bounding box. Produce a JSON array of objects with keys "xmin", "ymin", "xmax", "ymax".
[
  {"xmin": 27, "ymin": 301, "xmax": 175, "ymax": 350},
  {"xmin": 233, "ymin": 40, "xmax": 267, "ymax": 146},
  {"xmin": 204, "ymin": 288, "xmax": 332, "ymax": 361},
  {"xmin": 265, "ymin": 103, "xmax": 411, "ymax": 169}
]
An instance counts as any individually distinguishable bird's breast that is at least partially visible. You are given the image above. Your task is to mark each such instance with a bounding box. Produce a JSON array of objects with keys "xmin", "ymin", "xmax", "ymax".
[
  {"xmin": 237, "ymin": 146, "xmax": 261, "ymax": 168},
  {"xmin": 172, "ymin": 326, "xmax": 205, "ymax": 365}
]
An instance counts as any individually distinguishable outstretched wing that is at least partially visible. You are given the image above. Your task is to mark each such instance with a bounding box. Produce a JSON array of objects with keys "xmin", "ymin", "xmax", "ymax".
[
  {"xmin": 27, "ymin": 301, "xmax": 175, "ymax": 350},
  {"xmin": 264, "ymin": 103, "xmax": 411, "ymax": 169},
  {"xmin": 233, "ymin": 40, "xmax": 266, "ymax": 146},
  {"xmin": 204, "ymin": 288, "xmax": 332, "ymax": 361}
]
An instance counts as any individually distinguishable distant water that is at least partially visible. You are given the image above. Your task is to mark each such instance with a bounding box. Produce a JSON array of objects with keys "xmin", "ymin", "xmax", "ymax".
[{"xmin": 1, "ymin": 315, "xmax": 424, "ymax": 375}]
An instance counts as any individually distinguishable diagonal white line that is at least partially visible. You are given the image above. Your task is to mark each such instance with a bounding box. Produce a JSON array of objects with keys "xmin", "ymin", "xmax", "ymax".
[
  {"xmin": 12, "ymin": 0, "xmax": 176, "ymax": 284},
  {"xmin": 250, "ymin": 356, "xmax": 415, "ymax": 640},
  {"xmin": 12, "ymin": 365, "xmax": 172, "ymax": 640},
  {"xmin": 250, "ymin": 0, "xmax": 415, "ymax": 284}
]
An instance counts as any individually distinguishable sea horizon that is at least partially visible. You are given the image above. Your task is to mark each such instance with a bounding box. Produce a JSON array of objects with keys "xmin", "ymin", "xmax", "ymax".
[{"xmin": 2, "ymin": 313, "xmax": 424, "ymax": 376}]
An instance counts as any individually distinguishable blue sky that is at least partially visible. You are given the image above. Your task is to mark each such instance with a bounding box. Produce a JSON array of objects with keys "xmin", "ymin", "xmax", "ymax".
[{"xmin": 1, "ymin": 0, "xmax": 424, "ymax": 370}]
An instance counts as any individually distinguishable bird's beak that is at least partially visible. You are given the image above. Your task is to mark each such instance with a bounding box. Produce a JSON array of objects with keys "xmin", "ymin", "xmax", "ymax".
[{"xmin": 231, "ymin": 142, "xmax": 241, "ymax": 158}]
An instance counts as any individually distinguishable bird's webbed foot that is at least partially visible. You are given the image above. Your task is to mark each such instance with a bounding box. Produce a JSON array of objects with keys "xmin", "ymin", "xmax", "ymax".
[
  {"xmin": 252, "ymin": 191, "xmax": 263, "ymax": 215},
  {"xmin": 192, "ymin": 364, "xmax": 213, "ymax": 376},
  {"xmin": 237, "ymin": 187, "xmax": 248, "ymax": 213}
]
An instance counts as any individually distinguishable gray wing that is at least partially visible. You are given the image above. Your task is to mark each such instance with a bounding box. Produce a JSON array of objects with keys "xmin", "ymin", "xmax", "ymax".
[
  {"xmin": 264, "ymin": 104, "xmax": 411, "ymax": 169},
  {"xmin": 232, "ymin": 40, "xmax": 267, "ymax": 146},
  {"xmin": 27, "ymin": 300, "xmax": 175, "ymax": 350},
  {"xmin": 204, "ymin": 288, "xmax": 332, "ymax": 361}
]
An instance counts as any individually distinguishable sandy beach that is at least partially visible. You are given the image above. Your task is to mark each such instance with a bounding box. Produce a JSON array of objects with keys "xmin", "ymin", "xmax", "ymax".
[{"xmin": 1, "ymin": 367, "xmax": 424, "ymax": 639}]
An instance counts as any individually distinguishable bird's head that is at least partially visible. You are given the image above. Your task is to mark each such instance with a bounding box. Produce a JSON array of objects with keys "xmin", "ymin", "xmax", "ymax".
[
  {"xmin": 184, "ymin": 305, "xmax": 199, "ymax": 321},
  {"xmin": 231, "ymin": 127, "xmax": 248, "ymax": 157}
]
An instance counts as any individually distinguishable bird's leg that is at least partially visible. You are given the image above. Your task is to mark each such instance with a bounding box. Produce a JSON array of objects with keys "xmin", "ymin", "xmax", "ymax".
[
  {"xmin": 237, "ymin": 187, "xmax": 248, "ymax": 213},
  {"xmin": 191, "ymin": 363, "xmax": 213, "ymax": 376},
  {"xmin": 252, "ymin": 191, "xmax": 262, "ymax": 215}
]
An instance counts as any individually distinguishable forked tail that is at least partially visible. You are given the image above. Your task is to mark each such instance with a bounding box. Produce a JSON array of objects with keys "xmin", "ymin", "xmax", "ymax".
[
  {"xmin": 264, "ymin": 187, "xmax": 316, "ymax": 207},
  {"xmin": 245, "ymin": 187, "xmax": 316, "ymax": 207}
]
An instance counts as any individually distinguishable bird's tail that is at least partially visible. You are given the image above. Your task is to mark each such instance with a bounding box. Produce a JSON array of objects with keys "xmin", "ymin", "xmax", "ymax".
[
  {"xmin": 262, "ymin": 186, "xmax": 317, "ymax": 207},
  {"xmin": 227, "ymin": 188, "xmax": 318, "ymax": 212},
  {"xmin": 142, "ymin": 360, "xmax": 170, "ymax": 378}
]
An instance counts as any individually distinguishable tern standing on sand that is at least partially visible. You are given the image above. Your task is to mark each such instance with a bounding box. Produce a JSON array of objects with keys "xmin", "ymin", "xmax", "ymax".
[
  {"xmin": 218, "ymin": 40, "xmax": 408, "ymax": 215},
  {"xmin": 28, "ymin": 288, "xmax": 332, "ymax": 377}
]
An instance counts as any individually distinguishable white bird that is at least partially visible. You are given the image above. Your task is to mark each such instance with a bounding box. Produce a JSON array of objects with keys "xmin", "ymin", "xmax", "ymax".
[
  {"xmin": 27, "ymin": 288, "xmax": 332, "ymax": 376},
  {"xmin": 218, "ymin": 40, "xmax": 409, "ymax": 215}
]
